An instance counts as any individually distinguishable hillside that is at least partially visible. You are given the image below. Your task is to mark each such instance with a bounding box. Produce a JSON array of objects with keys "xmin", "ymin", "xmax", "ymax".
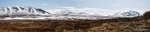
[
  {"xmin": 0, "ymin": 11, "xmax": 149, "ymax": 32},
  {"xmin": 0, "ymin": 6, "xmax": 50, "ymax": 17}
]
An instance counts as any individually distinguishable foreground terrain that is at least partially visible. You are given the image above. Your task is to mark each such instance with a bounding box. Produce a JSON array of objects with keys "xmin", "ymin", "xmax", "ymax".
[
  {"xmin": 0, "ymin": 11, "xmax": 150, "ymax": 32},
  {"xmin": 0, "ymin": 17, "xmax": 150, "ymax": 32}
]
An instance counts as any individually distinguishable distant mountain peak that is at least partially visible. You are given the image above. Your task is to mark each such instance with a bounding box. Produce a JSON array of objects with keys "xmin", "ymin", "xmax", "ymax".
[
  {"xmin": 113, "ymin": 10, "xmax": 141, "ymax": 17},
  {"xmin": 0, "ymin": 6, "xmax": 50, "ymax": 16}
]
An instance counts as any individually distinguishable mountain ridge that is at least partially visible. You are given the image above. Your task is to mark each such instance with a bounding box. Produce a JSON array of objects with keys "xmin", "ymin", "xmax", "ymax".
[
  {"xmin": 113, "ymin": 10, "xmax": 141, "ymax": 17},
  {"xmin": 0, "ymin": 6, "xmax": 50, "ymax": 17},
  {"xmin": 0, "ymin": 6, "xmax": 142, "ymax": 18}
]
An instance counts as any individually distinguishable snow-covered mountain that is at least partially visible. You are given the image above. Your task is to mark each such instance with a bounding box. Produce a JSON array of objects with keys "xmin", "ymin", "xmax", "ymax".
[
  {"xmin": 0, "ymin": 6, "xmax": 108, "ymax": 17},
  {"xmin": 113, "ymin": 10, "xmax": 141, "ymax": 17},
  {"xmin": 0, "ymin": 6, "xmax": 144, "ymax": 20},
  {"xmin": 0, "ymin": 6, "xmax": 50, "ymax": 16},
  {"xmin": 52, "ymin": 10, "xmax": 107, "ymax": 16},
  {"xmin": 0, "ymin": 6, "xmax": 140, "ymax": 17},
  {"xmin": 48, "ymin": 10, "xmax": 141, "ymax": 17}
]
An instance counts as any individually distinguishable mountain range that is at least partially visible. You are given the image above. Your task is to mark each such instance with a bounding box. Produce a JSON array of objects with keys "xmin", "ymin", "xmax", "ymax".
[
  {"xmin": 0, "ymin": 6, "xmax": 141, "ymax": 17},
  {"xmin": 0, "ymin": 6, "xmax": 50, "ymax": 17},
  {"xmin": 113, "ymin": 10, "xmax": 141, "ymax": 17}
]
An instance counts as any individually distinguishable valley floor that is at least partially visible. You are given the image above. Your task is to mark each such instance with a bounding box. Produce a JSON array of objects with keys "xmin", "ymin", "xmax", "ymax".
[{"xmin": 0, "ymin": 16, "xmax": 150, "ymax": 32}]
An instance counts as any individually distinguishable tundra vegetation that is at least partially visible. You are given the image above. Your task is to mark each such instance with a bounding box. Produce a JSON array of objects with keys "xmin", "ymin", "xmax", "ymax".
[{"xmin": 0, "ymin": 11, "xmax": 150, "ymax": 32}]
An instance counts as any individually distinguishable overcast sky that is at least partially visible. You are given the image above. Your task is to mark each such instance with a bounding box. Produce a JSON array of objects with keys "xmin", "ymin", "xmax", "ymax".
[{"xmin": 0, "ymin": 0, "xmax": 149, "ymax": 15}]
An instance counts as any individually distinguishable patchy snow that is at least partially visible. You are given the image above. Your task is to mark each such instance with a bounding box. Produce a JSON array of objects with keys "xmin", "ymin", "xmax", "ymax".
[
  {"xmin": 112, "ymin": 10, "xmax": 141, "ymax": 17},
  {"xmin": 2, "ymin": 16, "xmax": 111, "ymax": 20}
]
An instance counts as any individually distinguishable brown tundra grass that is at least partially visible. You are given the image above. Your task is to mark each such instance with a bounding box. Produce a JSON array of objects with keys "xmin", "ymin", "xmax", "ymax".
[{"xmin": 0, "ymin": 11, "xmax": 150, "ymax": 32}]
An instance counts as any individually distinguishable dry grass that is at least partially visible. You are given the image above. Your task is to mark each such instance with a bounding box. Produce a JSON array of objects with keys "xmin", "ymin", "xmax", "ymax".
[
  {"xmin": 0, "ymin": 11, "xmax": 150, "ymax": 32},
  {"xmin": 0, "ymin": 17, "xmax": 148, "ymax": 32}
]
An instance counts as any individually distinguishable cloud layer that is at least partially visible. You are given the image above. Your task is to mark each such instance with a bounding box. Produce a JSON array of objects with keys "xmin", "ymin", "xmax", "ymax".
[{"xmin": 41, "ymin": 3, "xmax": 50, "ymax": 6}]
